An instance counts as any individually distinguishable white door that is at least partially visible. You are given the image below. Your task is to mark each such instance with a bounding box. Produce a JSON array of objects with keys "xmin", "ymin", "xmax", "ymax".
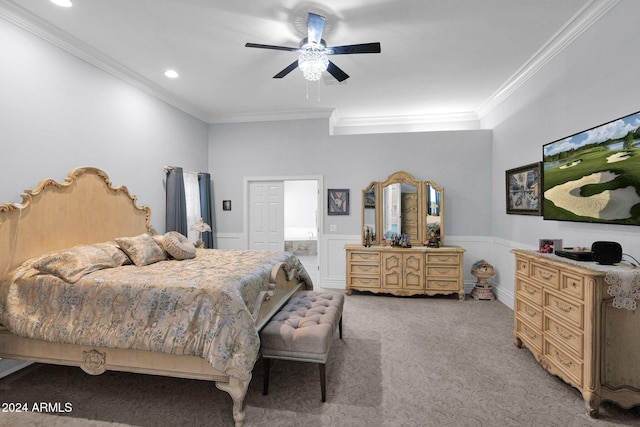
[{"xmin": 249, "ymin": 181, "xmax": 284, "ymax": 250}]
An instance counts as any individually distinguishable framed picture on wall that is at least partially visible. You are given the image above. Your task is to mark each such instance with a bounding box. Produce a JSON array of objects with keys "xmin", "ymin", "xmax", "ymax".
[
  {"xmin": 505, "ymin": 162, "xmax": 542, "ymax": 215},
  {"xmin": 328, "ymin": 189, "xmax": 349, "ymax": 215}
]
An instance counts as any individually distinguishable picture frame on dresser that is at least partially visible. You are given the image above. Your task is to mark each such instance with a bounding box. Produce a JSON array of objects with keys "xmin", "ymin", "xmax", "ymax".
[{"xmin": 505, "ymin": 162, "xmax": 542, "ymax": 215}]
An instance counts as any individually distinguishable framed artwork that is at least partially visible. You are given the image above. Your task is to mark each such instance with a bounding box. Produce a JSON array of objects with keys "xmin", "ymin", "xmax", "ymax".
[
  {"xmin": 222, "ymin": 200, "xmax": 232, "ymax": 211},
  {"xmin": 328, "ymin": 189, "xmax": 349, "ymax": 215},
  {"xmin": 505, "ymin": 162, "xmax": 542, "ymax": 215}
]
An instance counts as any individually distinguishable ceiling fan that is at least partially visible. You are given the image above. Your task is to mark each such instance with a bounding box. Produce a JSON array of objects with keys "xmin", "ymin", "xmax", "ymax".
[{"xmin": 245, "ymin": 12, "xmax": 381, "ymax": 82}]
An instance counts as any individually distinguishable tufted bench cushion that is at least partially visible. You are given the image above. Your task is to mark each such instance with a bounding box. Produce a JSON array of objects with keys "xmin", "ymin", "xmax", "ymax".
[{"xmin": 260, "ymin": 290, "xmax": 345, "ymax": 401}]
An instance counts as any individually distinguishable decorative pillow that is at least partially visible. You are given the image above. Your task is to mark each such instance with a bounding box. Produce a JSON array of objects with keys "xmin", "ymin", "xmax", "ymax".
[
  {"xmin": 163, "ymin": 231, "xmax": 196, "ymax": 260},
  {"xmin": 151, "ymin": 234, "xmax": 170, "ymax": 258},
  {"xmin": 115, "ymin": 233, "xmax": 167, "ymax": 266},
  {"xmin": 33, "ymin": 241, "xmax": 129, "ymax": 283}
]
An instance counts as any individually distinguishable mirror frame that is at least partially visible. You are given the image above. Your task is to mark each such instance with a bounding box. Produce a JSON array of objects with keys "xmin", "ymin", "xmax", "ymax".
[
  {"xmin": 380, "ymin": 171, "xmax": 421, "ymax": 244},
  {"xmin": 361, "ymin": 181, "xmax": 380, "ymax": 246},
  {"xmin": 361, "ymin": 171, "xmax": 445, "ymax": 246},
  {"xmin": 422, "ymin": 180, "xmax": 445, "ymax": 246}
]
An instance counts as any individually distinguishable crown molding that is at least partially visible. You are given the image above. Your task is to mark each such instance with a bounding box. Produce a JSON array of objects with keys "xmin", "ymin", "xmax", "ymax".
[
  {"xmin": 208, "ymin": 108, "xmax": 334, "ymax": 124},
  {"xmin": 0, "ymin": 0, "xmax": 210, "ymax": 122},
  {"xmin": 476, "ymin": 0, "xmax": 622, "ymax": 118},
  {"xmin": 328, "ymin": 111, "xmax": 482, "ymax": 135},
  {"xmin": 1, "ymin": 0, "xmax": 621, "ymax": 131}
]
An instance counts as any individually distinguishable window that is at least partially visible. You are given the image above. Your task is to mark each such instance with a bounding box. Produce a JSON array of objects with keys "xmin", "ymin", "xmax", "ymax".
[{"xmin": 183, "ymin": 172, "xmax": 201, "ymax": 243}]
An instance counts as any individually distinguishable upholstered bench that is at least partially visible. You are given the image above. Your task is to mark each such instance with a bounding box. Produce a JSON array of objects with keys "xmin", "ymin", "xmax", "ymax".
[{"xmin": 260, "ymin": 290, "xmax": 345, "ymax": 402}]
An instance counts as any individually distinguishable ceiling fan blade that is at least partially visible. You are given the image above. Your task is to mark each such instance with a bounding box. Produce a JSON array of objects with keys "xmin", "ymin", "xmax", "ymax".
[
  {"xmin": 273, "ymin": 60, "xmax": 299, "ymax": 79},
  {"xmin": 245, "ymin": 42, "xmax": 298, "ymax": 52},
  {"xmin": 327, "ymin": 61, "xmax": 349, "ymax": 82},
  {"xmin": 328, "ymin": 42, "xmax": 381, "ymax": 55},
  {"xmin": 307, "ymin": 13, "xmax": 325, "ymax": 45}
]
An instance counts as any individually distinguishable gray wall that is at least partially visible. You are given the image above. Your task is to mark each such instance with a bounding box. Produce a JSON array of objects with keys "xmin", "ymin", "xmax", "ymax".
[
  {"xmin": 4, "ymin": 1, "xmax": 640, "ymax": 301},
  {"xmin": 209, "ymin": 119, "xmax": 492, "ymax": 239},
  {"xmin": 484, "ymin": 0, "xmax": 640, "ymax": 299},
  {"xmin": 0, "ymin": 17, "xmax": 208, "ymax": 233}
]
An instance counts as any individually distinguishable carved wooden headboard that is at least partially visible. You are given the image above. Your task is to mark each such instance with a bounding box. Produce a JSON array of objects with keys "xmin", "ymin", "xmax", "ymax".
[{"xmin": 0, "ymin": 167, "xmax": 154, "ymax": 278}]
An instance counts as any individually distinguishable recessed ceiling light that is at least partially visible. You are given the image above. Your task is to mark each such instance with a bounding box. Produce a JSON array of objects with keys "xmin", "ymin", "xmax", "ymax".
[
  {"xmin": 50, "ymin": 0, "xmax": 73, "ymax": 7},
  {"xmin": 164, "ymin": 69, "xmax": 179, "ymax": 79}
]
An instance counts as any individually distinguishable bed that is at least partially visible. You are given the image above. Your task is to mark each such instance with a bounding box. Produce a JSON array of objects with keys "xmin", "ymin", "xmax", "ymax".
[{"xmin": 0, "ymin": 167, "xmax": 311, "ymax": 426}]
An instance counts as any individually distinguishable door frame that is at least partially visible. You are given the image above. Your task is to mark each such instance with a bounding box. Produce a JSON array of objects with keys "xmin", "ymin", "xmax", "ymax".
[{"xmin": 244, "ymin": 174, "xmax": 324, "ymax": 284}]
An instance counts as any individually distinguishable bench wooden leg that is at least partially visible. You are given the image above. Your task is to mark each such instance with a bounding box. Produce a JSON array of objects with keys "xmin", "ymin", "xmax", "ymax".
[
  {"xmin": 319, "ymin": 363, "xmax": 326, "ymax": 402},
  {"xmin": 263, "ymin": 357, "xmax": 271, "ymax": 395}
]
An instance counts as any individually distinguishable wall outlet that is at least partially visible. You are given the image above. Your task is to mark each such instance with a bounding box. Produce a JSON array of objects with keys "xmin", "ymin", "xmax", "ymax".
[{"xmin": 329, "ymin": 224, "xmax": 337, "ymax": 232}]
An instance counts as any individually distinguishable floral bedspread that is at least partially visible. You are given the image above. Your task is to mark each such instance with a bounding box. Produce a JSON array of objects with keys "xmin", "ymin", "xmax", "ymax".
[{"xmin": 0, "ymin": 249, "xmax": 311, "ymax": 382}]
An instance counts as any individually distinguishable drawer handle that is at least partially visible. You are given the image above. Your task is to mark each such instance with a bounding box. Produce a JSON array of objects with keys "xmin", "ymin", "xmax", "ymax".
[
  {"xmin": 523, "ymin": 326, "xmax": 538, "ymax": 341},
  {"xmin": 435, "ymin": 256, "xmax": 454, "ymax": 262},
  {"xmin": 554, "ymin": 325, "xmax": 573, "ymax": 340},
  {"xmin": 435, "ymin": 268, "xmax": 451, "ymax": 274},
  {"xmin": 539, "ymin": 270, "xmax": 555, "ymax": 280},
  {"xmin": 555, "ymin": 300, "xmax": 574, "ymax": 312},
  {"xmin": 524, "ymin": 285, "xmax": 538, "ymax": 295},
  {"xmin": 553, "ymin": 350, "xmax": 575, "ymax": 368},
  {"xmin": 524, "ymin": 307, "xmax": 538, "ymax": 317},
  {"xmin": 359, "ymin": 266, "xmax": 376, "ymax": 272}
]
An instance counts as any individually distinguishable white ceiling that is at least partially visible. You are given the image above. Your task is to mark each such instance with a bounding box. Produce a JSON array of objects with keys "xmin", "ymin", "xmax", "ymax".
[{"xmin": 2, "ymin": 0, "xmax": 609, "ymax": 131}]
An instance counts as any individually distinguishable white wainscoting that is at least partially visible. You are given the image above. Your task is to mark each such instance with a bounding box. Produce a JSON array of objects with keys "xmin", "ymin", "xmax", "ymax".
[
  {"xmin": 321, "ymin": 234, "xmax": 360, "ymax": 290},
  {"xmin": 215, "ymin": 233, "xmax": 246, "ymax": 250},
  {"xmin": 213, "ymin": 232, "xmax": 529, "ymax": 308}
]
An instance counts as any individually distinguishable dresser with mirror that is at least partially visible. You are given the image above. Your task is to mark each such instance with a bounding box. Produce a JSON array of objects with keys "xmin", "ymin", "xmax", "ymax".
[{"xmin": 346, "ymin": 171, "xmax": 465, "ymax": 299}]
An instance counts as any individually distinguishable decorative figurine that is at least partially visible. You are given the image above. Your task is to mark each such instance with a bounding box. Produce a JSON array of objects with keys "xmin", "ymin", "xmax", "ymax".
[
  {"xmin": 470, "ymin": 260, "xmax": 495, "ymax": 301},
  {"xmin": 363, "ymin": 226, "xmax": 372, "ymax": 247},
  {"xmin": 427, "ymin": 229, "xmax": 439, "ymax": 248}
]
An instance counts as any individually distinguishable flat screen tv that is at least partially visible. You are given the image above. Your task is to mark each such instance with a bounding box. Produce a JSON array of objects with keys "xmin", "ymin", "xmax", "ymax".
[{"xmin": 542, "ymin": 110, "xmax": 640, "ymax": 225}]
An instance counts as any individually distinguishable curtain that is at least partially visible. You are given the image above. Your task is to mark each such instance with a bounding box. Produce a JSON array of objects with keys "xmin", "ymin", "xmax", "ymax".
[
  {"xmin": 198, "ymin": 173, "xmax": 214, "ymax": 248},
  {"xmin": 165, "ymin": 166, "xmax": 188, "ymax": 236}
]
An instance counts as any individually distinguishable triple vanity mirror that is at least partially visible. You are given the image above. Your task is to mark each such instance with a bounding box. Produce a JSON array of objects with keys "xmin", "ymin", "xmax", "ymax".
[{"xmin": 362, "ymin": 171, "xmax": 444, "ymax": 247}]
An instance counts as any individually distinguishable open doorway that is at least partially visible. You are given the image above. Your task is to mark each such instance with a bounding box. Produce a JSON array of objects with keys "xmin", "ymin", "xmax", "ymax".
[
  {"xmin": 245, "ymin": 176, "xmax": 322, "ymax": 287},
  {"xmin": 284, "ymin": 180, "xmax": 318, "ymax": 285}
]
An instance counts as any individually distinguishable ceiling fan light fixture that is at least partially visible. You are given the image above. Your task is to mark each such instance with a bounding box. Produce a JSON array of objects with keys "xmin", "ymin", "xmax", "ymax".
[{"xmin": 298, "ymin": 43, "xmax": 328, "ymax": 81}]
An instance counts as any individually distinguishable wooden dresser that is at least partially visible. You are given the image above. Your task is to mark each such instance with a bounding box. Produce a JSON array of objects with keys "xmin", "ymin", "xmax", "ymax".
[
  {"xmin": 345, "ymin": 245, "xmax": 465, "ymax": 299},
  {"xmin": 512, "ymin": 249, "xmax": 640, "ymax": 416}
]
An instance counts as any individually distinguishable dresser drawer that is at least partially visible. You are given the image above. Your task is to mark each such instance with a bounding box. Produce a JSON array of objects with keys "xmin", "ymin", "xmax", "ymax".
[
  {"xmin": 530, "ymin": 262, "xmax": 560, "ymax": 289},
  {"xmin": 348, "ymin": 251, "xmax": 380, "ymax": 263},
  {"xmin": 426, "ymin": 253, "xmax": 460, "ymax": 265},
  {"xmin": 515, "ymin": 278, "xmax": 543, "ymax": 306},
  {"xmin": 348, "ymin": 276, "xmax": 380, "ymax": 288},
  {"xmin": 349, "ymin": 263, "xmax": 380, "ymax": 275},
  {"xmin": 426, "ymin": 265, "xmax": 459, "ymax": 278},
  {"xmin": 426, "ymin": 279, "xmax": 459, "ymax": 291},
  {"xmin": 516, "ymin": 257, "xmax": 530, "ymax": 278},
  {"xmin": 544, "ymin": 313, "xmax": 584, "ymax": 358},
  {"xmin": 544, "ymin": 338, "xmax": 583, "ymax": 388},
  {"xmin": 515, "ymin": 317, "xmax": 542, "ymax": 354},
  {"xmin": 515, "ymin": 297, "xmax": 542, "ymax": 329},
  {"xmin": 544, "ymin": 292, "xmax": 584, "ymax": 330},
  {"xmin": 560, "ymin": 272, "xmax": 585, "ymax": 301}
]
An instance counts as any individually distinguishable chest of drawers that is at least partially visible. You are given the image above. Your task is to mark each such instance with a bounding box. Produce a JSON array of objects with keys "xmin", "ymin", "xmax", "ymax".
[
  {"xmin": 345, "ymin": 245, "xmax": 465, "ymax": 299},
  {"xmin": 512, "ymin": 250, "xmax": 640, "ymax": 416}
]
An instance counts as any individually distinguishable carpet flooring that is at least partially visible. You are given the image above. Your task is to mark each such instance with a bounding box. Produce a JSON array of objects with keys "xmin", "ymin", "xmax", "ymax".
[{"xmin": 1, "ymin": 292, "xmax": 639, "ymax": 427}]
